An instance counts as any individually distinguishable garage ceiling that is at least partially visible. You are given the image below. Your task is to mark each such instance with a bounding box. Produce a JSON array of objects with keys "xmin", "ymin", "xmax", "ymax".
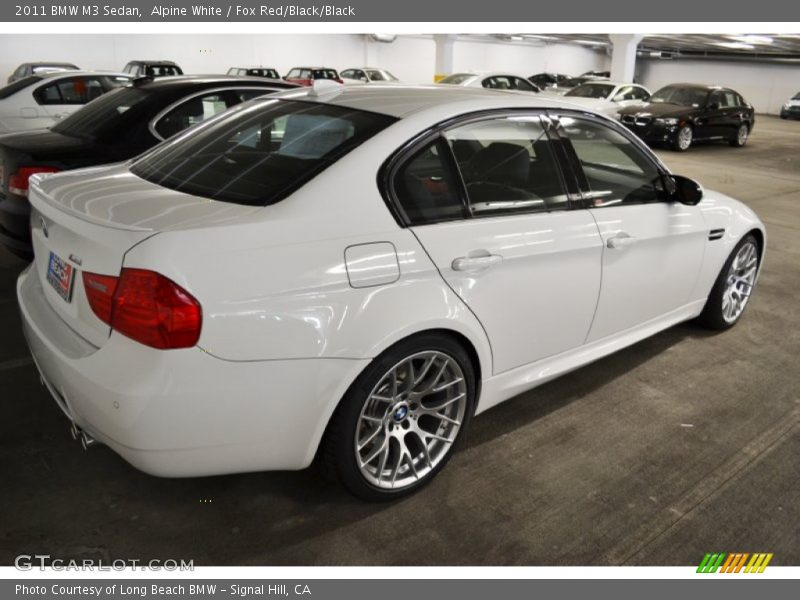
[{"xmin": 469, "ymin": 34, "xmax": 800, "ymax": 60}]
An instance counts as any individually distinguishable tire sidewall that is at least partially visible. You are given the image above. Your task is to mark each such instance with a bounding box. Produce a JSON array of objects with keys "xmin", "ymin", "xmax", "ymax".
[
  {"xmin": 674, "ymin": 125, "xmax": 692, "ymax": 151},
  {"xmin": 700, "ymin": 234, "xmax": 760, "ymax": 330}
]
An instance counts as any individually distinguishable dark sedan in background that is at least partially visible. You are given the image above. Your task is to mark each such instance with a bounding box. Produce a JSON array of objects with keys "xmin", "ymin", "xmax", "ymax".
[
  {"xmin": 0, "ymin": 75, "xmax": 296, "ymax": 257},
  {"xmin": 618, "ymin": 83, "xmax": 755, "ymax": 151}
]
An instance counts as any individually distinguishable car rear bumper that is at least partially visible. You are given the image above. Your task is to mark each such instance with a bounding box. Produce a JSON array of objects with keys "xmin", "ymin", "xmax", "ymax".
[{"xmin": 17, "ymin": 265, "xmax": 369, "ymax": 477}]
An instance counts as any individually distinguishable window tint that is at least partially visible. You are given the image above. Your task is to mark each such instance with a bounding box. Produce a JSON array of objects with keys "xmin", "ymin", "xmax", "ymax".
[
  {"xmin": 394, "ymin": 139, "xmax": 466, "ymax": 225},
  {"xmin": 444, "ymin": 116, "xmax": 566, "ymax": 216},
  {"xmin": 154, "ymin": 92, "xmax": 232, "ymax": 139},
  {"xmin": 512, "ymin": 77, "xmax": 537, "ymax": 92},
  {"xmin": 483, "ymin": 76, "xmax": 514, "ymax": 90},
  {"xmin": 312, "ymin": 69, "xmax": 338, "ymax": 80},
  {"xmin": 650, "ymin": 86, "xmax": 708, "ymax": 107},
  {"xmin": 132, "ymin": 99, "xmax": 396, "ymax": 206},
  {"xmin": 559, "ymin": 116, "xmax": 662, "ymax": 207},
  {"xmin": 710, "ymin": 91, "xmax": 727, "ymax": 107},
  {"xmin": 366, "ymin": 69, "xmax": 396, "ymax": 81},
  {"xmin": 566, "ymin": 83, "xmax": 615, "ymax": 99}
]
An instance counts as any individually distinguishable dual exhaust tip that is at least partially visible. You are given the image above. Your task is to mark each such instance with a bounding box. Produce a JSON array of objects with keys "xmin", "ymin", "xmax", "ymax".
[{"xmin": 69, "ymin": 422, "xmax": 97, "ymax": 451}]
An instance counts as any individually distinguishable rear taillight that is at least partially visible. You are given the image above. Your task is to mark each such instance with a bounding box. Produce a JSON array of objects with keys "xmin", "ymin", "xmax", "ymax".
[
  {"xmin": 83, "ymin": 268, "xmax": 202, "ymax": 350},
  {"xmin": 8, "ymin": 166, "xmax": 60, "ymax": 197}
]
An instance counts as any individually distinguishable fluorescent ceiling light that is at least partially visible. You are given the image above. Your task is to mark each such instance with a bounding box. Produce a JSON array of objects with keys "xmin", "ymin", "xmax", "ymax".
[
  {"xmin": 715, "ymin": 41, "xmax": 756, "ymax": 50},
  {"xmin": 730, "ymin": 35, "xmax": 773, "ymax": 45}
]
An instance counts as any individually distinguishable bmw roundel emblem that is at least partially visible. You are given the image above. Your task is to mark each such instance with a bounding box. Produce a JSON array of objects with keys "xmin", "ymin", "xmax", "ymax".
[{"xmin": 393, "ymin": 405, "xmax": 409, "ymax": 422}]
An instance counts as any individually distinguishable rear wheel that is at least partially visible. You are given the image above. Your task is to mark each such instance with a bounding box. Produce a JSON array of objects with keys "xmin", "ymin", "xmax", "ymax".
[
  {"xmin": 729, "ymin": 123, "xmax": 749, "ymax": 147},
  {"xmin": 698, "ymin": 234, "xmax": 760, "ymax": 330},
  {"xmin": 673, "ymin": 125, "xmax": 693, "ymax": 151},
  {"xmin": 323, "ymin": 333, "xmax": 476, "ymax": 501}
]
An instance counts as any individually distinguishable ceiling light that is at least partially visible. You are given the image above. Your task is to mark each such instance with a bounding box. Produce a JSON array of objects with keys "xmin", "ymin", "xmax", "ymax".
[
  {"xmin": 715, "ymin": 41, "xmax": 755, "ymax": 50},
  {"xmin": 730, "ymin": 35, "xmax": 773, "ymax": 45}
]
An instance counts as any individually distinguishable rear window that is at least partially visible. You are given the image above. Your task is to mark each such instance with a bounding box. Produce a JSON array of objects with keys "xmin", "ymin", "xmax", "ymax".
[
  {"xmin": 51, "ymin": 86, "xmax": 151, "ymax": 140},
  {"xmin": 130, "ymin": 99, "xmax": 396, "ymax": 206},
  {"xmin": 0, "ymin": 76, "xmax": 42, "ymax": 99},
  {"xmin": 439, "ymin": 73, "xmax": 473, "ymax": 85}
]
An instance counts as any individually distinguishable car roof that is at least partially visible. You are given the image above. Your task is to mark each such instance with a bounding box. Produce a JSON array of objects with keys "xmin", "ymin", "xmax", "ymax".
[
  {"xmin": 131, "ymin": 75, "xmax": 298, "ymax": 91},
  {"xmin": 34, "ymin": 70, "xmax": 131, "ymax": 80},
  {"xmin": 659, "ymin": 83, "xmax": 725, "ymax": 91},
  {"xmin": 127, "ymin": 60, "xmax": 179, "ymax": 65},
  {"xmin": 23, "ymin": 62, "xmax": 78, "ymax": 67},
  {"xmin": 289, "ymin": 66, "xmax": 338, "ymax": 70},
  {"xmin": 230, "ymin": 66, "xmax": 278, "ymax": 69},
  {"xmin": 273, "ymin": 83, "xmax": 587, "ymax": 119}
]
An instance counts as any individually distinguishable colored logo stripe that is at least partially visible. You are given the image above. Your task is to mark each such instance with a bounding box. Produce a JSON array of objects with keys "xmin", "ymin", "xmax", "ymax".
[{"xmin": 698, "ymin": 552, "xmax": 773, "ymax": 573}]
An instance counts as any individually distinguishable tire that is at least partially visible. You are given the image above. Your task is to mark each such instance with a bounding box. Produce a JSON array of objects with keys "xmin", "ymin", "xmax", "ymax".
[
  {"xmin": 698, "ymin": 234, "xmax": 760, "ymax": 330},
  {"xmin": 672, "ymin": 124, "xmax": 693, "ymax": 151},
  {"xmin": 780, "ymin": 112, "xmax": 788, "ymax": 120},
  {"xmin": 729, "ymin": 123, "xmax": 750, "ymax": 147},
  {"xmin": 322, "ymin": 332, "xmax": 476, "ymax": 501}
]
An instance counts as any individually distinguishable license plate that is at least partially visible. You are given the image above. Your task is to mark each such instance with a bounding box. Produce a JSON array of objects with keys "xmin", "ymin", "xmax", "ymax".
[{"xmin": 46, "ymin": 251, "xmax": 75, "ymax": 302}]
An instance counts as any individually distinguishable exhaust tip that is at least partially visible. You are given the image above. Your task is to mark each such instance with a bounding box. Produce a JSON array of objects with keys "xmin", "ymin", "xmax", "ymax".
[{"xmin": 69, "ymin": 422, "xmax": 98, "ymax": 450}]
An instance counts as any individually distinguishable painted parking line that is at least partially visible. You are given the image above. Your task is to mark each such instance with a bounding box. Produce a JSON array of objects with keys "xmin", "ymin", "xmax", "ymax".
[{"xmin": 0, "ymin": 357, "xmax": 33, "ymax": 371}]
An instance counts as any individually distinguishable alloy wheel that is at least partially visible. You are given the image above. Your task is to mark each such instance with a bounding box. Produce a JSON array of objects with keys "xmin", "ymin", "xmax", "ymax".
[
  {"xmin": 678, "ymin": 126, "xmax": 693, "ymax": 150},
  {"xmin": 722, "ymin": 241, "xmax": 758, "ymax": 323},
  {"xmin": 354, "ymin": 351, "xmax": 467, "ymax": 490},
  {"xmin": 737, "ymin": 124, "xmax": 749, "ymax": 146}
]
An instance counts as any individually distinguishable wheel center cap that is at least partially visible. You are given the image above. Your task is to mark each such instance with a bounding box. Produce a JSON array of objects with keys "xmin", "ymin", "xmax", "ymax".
[{"xmin": 393, "ymin": 404, "xmax": 409, "ymax": 422}]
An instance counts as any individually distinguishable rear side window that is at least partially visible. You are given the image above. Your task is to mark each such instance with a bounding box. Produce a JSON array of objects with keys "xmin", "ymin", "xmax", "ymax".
[
  {"xmin": 34, "ymin": 76, "xmax": 107, "ymax": 105},
  {"xmin": 394, "ymin": 139, "xmax": 467, "ymax": 225},
  {"xmin": 312, "ymin": 69, "xmax": 338, "ymax": 80},
  {"xmin": 154, "ymin": 92, "xmax": 232, "ymax": 139},
  {"xmin": 131, "ymin": 99, "xmax": 396, "ymax": 206},
  {"xmin": 439, "ymin": 73, "xmax": 473, "ymax": 85}
]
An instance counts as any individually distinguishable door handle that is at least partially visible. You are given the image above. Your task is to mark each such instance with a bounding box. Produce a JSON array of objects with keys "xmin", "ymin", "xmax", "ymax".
[
  {"xmin": 451, "ymin": 254, "xmax": 502, "ymax": 272},
  {"xmin": 606, "ymin": 233, "xmax": 638, "ymax": 250}
]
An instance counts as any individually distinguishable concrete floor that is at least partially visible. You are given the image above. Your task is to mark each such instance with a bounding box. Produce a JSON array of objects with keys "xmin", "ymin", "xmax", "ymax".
[{"xmin": 1, "ymin": 115, "xmax": 798, "ymax": 566}]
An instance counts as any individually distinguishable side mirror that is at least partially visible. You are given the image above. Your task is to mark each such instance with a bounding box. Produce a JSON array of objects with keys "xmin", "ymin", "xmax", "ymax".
[{"xmin": 670, "ymin": 175, "xmax": 703, "ymax": 205}]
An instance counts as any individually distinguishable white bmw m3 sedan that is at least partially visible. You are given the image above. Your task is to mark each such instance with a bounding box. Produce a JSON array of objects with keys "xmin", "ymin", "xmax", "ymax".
[{"xmin": 18, "ymin": 82, "xmax": 765, "ymax": 500}]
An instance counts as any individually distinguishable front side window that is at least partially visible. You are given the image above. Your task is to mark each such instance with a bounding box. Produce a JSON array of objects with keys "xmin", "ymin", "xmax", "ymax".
[
  {"xmin": 650, "ymin": 86, "xmax": 708, "ymax": 108},
  {"xmin": 313, "ymin": 69, "xmax": 339, "ymax": 80},
  {"xmin": 558, "ymin": 116, "xmax": 662, "ymax": 207},
  {"xmin": 132, "ymin": 99, "xmax": 396, "ymax": 206},
  {"xmin": 482, "ymin": 76, "xmax": 514, "ymax": 90},
  {"xmin": 439, "ymin": 73, "xmax": 473, "ymax": 85},
  {"xmin": 366, "ymin": 70, "xmax": 397, "ymax": 82},
  {"xmin": 511, "ymin": 77, "xmax": 537, "ymax": 92},
  {"xmin": 444, "ymin": 117, "xmax": 566, "ymax": 216}
]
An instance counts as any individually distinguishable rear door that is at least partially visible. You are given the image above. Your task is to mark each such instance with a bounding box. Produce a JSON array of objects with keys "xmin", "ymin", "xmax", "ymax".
[
  {"xmin": 392, "ymin": 113, "xmax": 604, "ymax": 374},
  {"xmin": 552, "ymin": 112, "xmax": 707, "ymax": 341}
]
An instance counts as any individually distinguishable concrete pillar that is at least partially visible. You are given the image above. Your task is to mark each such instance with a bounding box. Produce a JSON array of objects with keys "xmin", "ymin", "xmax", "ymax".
[
  {"xmin": 434, "ymin": 34, "xmax": 456, "ymax": 82},
  {"xmin": 609, "ymin": 34, "xmax": 644, "ymax": 83},
  {"xmin": 364, "ymin": 37, "xmax": 379, "ymax": 67}
]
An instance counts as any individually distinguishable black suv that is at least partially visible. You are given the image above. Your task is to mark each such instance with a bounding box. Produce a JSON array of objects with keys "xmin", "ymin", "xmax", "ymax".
[
  {"xmin": 618, "ymin": 84, "xmax": 755, "ymax": 151},
  {"xmin": 0, "ymin": 75, "xmax": 297, "ymax": 257},
  {"xmin": 123, "ymin": 60, "xmax": 183, "ymax": 78}
]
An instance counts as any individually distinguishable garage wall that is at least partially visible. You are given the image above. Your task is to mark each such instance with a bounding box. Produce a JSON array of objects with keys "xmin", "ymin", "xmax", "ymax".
[
  {"xmin": 0, "ymin": 34, "xmax": 369, "ymax": 81},
  {"xmin": 452, "ymin": 40, "xmax": 608, "ymax": 78},
  {"xmin": 638, "ymin": 58, "xmax": 800, "ymax": 115}
]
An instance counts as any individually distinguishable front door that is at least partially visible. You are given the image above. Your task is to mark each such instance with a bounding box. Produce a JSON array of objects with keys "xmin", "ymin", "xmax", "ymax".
[{"xmin": 552, "ymin": 112, "xmax": 707, "ymax": 341}]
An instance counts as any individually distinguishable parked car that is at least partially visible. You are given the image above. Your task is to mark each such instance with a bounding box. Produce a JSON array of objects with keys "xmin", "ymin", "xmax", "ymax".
[
  {"xmin": 581, "ymin": 70, "xmax": 611, "ymax": 78},
  {"xmin": 0, "ymin": 75, "xmax": 296, "ymax": 257},
  {"xmin": 8, "ymin": 62, "xmax": 79, "ymax": 83},
  {"xmin": 562, "ymin": 81, "xmax": 651, "ymax": 118},
  {"xmin": 438, "ymin": 72, "xmax": 539, "ymax": 92},
  {"xmin": 541, "ymin": 76, "xmax": 602, "ymax": 96},
  {"xmin": 17, "ymin": 84, "xmax": 765, "ymax": 500},
  {"xmin": 618, "ymin": 84, "xmax": 755, "ymax": 151},
  {"xmin": 0, "ymin": 71, "xmax": 132, "ymax": 134},
  {"xmin": 780, "ymin": 91, "xmax": 800, "ymax": 119},
  {"xmin": 340, "ymin": 67, "xmax": 400, "ymax": 83},
  {"xmin": 284, "ymin": 67, "xmax": 343, "ymax": 86},
  {"xmin": 227, "ymin": 67, "xmax": 281, "ymax": 79},
  {"xmin": 528, "ymin": 72, "xmax": 570, "ymax": 90},
  {"xmin": 123, "ymin": 60, "xmax": 183, "ymax": 78}
]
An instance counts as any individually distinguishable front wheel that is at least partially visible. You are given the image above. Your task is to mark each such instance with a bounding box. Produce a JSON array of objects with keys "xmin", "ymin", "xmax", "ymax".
[
  {"xmin": 729, "ymin": 123, "xmax": 750, "ymax": 147},
  {"xmin": 673, "ymin": 125, "xmax": 693, "ymax": 151},
  {"xmin": 698, "ymin": 234, "xmax": 760, "ymax": 330},
  {"xmin": 323, "ymin": 333, "xmax": 476, "ymax": 501}
]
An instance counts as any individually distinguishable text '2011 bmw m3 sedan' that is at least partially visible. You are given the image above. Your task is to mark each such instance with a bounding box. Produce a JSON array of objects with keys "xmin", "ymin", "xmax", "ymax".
[{"xmin": 18, "ymin": 83, "xmax": 765, "ymax": 500}]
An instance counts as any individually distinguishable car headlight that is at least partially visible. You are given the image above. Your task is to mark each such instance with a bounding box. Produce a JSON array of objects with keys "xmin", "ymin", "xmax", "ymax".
[
  {"xmin": 784, "ymin": 103, "xmax": 791, "ymax": 110},
  {"xmin": 655, "ymin": 117, "xmax": 679, "ymax": 126}
]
